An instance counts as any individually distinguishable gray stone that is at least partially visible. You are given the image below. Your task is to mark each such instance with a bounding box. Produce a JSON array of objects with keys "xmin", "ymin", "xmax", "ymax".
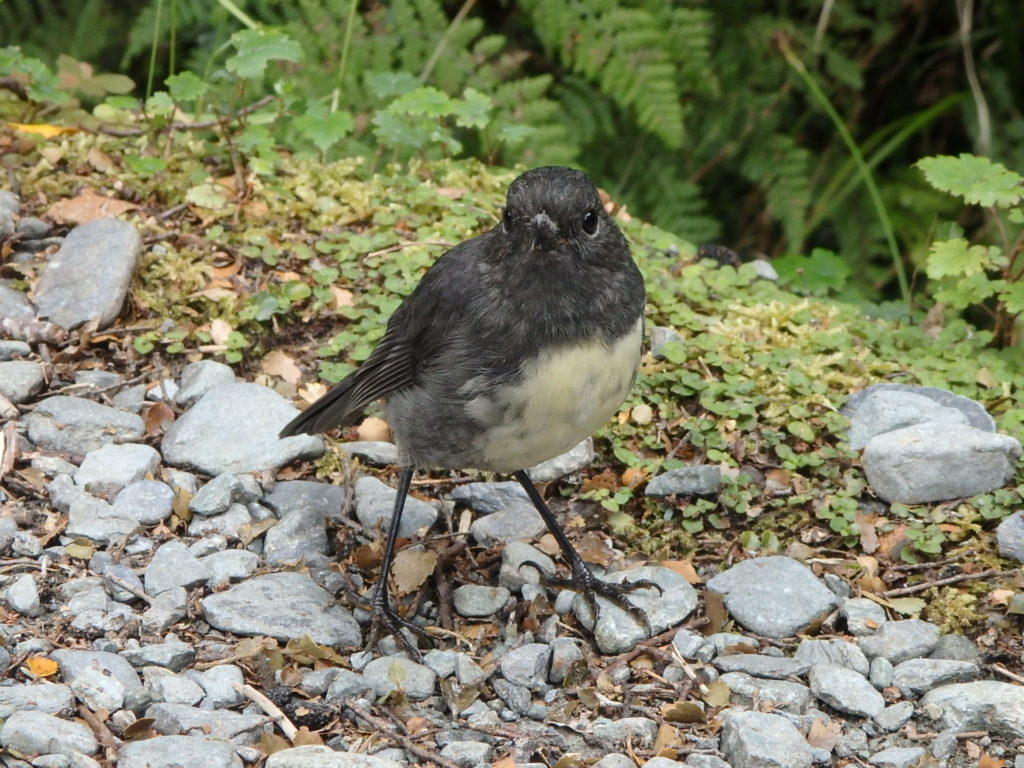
[
  {"xmin": 68, "ymin": 663, "xmax": 126, "ymax": 710},
  {"xmin": 920, "ymin": 681, "xmax": 1024, "ymax": 737},
  {"xmin": 120, "ymin": 635, "xmax": 195, "ymax": 671},
  {"xmin": 51, "ymin": 650, "xmax": 142, "ymax": 695},
  {"xmin": 720, "ymin": 710, "xmax": 813, "ymax": 768},
  {"xmin": 526, "ymin": 438, "xmax": 595, "ymax": 482},
  {"xmin": 469, "ymin": 501, "xmax": 546, "ymax": 546},
  {"xmin": 339, "ymin": 441, "xmax": 400, "ymax": 467},
  {"xmin": 325, "ymin": 669, "xmax": 373, "ymax": 700},
  {"xmin": 548, "ymin": 637, "xmax": 583, "ymax": 684},
  {"xmin": 452, "ymin": 584, "xmax": 510, "ymax": 617},
  {"xmin": 868, "ymin": 747, "xmax": 926, "ymax": 768},
  {"xmin": 996, "ymin": 511, "xmax": 1024, "ymax": 563},
  {"xmin": 932, "ymin": 730, "xmax": 958, "ymax": 759},
  {"xmin": 672, "ymin": 628, "xmax": 715, "ymax": 662},
  {"xmin": 32, "ymin": 456, "xmax": 78, "ymax": 478},
  {"xmin": 874, "ymin": 701, "xmax": 915, "ymax": 732},
  {"xmin": 117, "ymin": 735, "xmax": 243, "ymax": 768},
  {"xmin": 265, "ymin": 745, "xmax": 404, "ymax": 768},
  {"xmin": 869, "ymin": 656, "xmax": 894, "ymax": 688},
  {"xmin": 454, "ymin": 654, "xmax": 488, "ymax": 686},
  {"xmin": 162, "ymin": 383, "xmax": 324, "ymax": 475},
  {"xmin": 141, "ymin": 587, "xmax": 187, "ymax": 634},
  {"xmin": 836, "ymin": 726, "xmax": 869, "ymax": 759},
  {"xmin": 0, "ymin": 683, "xmax": 74, "ymax": 718},
  {"xmin": 809, "ymin": 664, "xmax": 885, "ymax": 717},
  {"xmin": 858, "ymin": 619, "xmax": 940, "ymax": 663},
  {"xmin": 0, "ymin": 339, "xmax": 32, "ymax": 360},
  {"xmin": 845, "ymin": 389, "xmax": 968, "ymax": 450},
  {"xmin": 440, "ymin": 741, "xmax": 491, "ymax": 767},
  {"xmin": 422, "ymin": 649, "xmax": 457, "ymax": 678},
  {"xmin": 64, "ymin": 492, "xmax": 138, "ymax": 546},
  {"xmin": 28, "ymin": 396, "xmax": 144, "ymax": 454},
  {"xmin": 500, "ymin": 643, "xmax": 551, "ymax": 690},
  {"xmin": 575, "ymin": 565, "xmax": 699, "ymax": 654},
  {"xmin": 12, "ymin": 529, "xmax": 42, "ymax": 556},
  {"xmin": 17, "ymin": 216, "xmax": 49, "ymax": 238},
  {"xmin": 75, "ymin": 370, "xmax": 123, "ymax": 390},
  {"xmin": 707, "ymin": 632, "xmax": 757, "ymax": 655},
  {"xmin": 0, "ymin": 360, "xmax": 44, "ymax": 403},
  {"xmin": 186, "ymin": 503, "xmax": 252, "ymax": 540},
  {"xmin": 174, "ymin": 360, "xmax": 237, "ymax": 407},
  {"xmin": 713, "ymin": 654, "xmax": 810, "ymax": 679},
  {"xmin": 0, "ymin": 710, "xmax": 98, "ymax": 756},
  {"xmin": 592, "ymin": 717, "xmax": 659, "ymax": 748},
  {"xmin": 200, "ymin": 549, "xmax": 259, "ymax": 587},
  {"xmin": 112, "ymin": 480, "xmax": 175, "ymax": 525},
  {"xmin": 719, "ymin": 672, "xmax": 812, "ymax": 714},
  {"xmin": 795, "ymin": 638, "xmax": 870, "ymax": 676},
  {"xmin": 645, "ymin": 465, "xmax": 722, "ymax": 497},
  {"xmin": 0, "ymin": 285, "xmax": 34, "ymax": 321},
  {"xmin": 706, "ymin": 556, "xmax": 838, "ymax": 639},
  {"xmin": 6, "ymin": 573, "xmax": 42, "ymax": 616},
  {"xmin": 930, "ymin": 632, "xmax": 979, "ymax": 662},
  {"xmin": 841, "ymin": 597, "xmax": 888, "ymax": 636},
  {"xmin": 264, "ymin": 505, "xmax": 328, "ymax": 565},
  {"xmin": 192, "ymin": 664, "xmax": 245, "ymax": 708},
  {"xmin": 651, "ymin": 326, "xmax": 684, "ymax": 360},
  {"xmin": 450, "ymin": 481, "xmax": 530, "ymax": 513},
  {"xmin": 145, "ymin": 540, "xmax": 211, "ymax": 595},
  {"xmin": 145, "ymin": 702, "xmax": 266, "ymax": 744},
  {"xmin": 362, "ymin": 656, "xmax": 437, "ymax": 700},
  {"xmin": 892, "ymin": 658, "xmax": 979, "ymax": 694},
  {"xmin": 354, "ymin": 476, "xmax": 437, "ymax": 538},
  {"xmin": 190, "ymin": 474, "xmax": 243, "ymax": 516},
  {"xmin": 498, "ymin": 541, "xmax": 555, "ymax": 590},
  {"xmin": 202, "ymin": 572, "xmax": 360, "ymax": 646},
  {"xmin": 863, "ymin": 421, "xmax": 1021, "ymax": 504},
  {"xmin": 0, "ymin": 515, "xmax": 16, "ymax": 554},
  {"xmin": 74, "ymin": 443, "xmax": 160, "ymax": 497},
  {"xmin": 34, "ymin": 218, "xmax": 141, "ymax": 329},
  {"xmin": 264, "ymin": 480, "xmax": 345, "ymax": 521},
  {"xmin": 112, "ymin": 383, "xmax": 146, "ymax": 412},
  {"xmin": 144, "ymin": 667, "xmax": 205, "ymax": 705},
  {"xmin": 843, "ymin": 384, "xmax": 996, "ymax": 432},
  {"xmin": 0, "ymin": 190, "xmax": 18, "ymax": 214},
  {"xmin": 147, "ymin": 380, "xmax": 179, "ymax": 402}
]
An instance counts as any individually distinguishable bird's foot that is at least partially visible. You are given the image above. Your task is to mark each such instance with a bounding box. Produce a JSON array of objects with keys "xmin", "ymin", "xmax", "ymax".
[
  {"xmin": 521, "ymin": 560, "xmax": 662, "ymax": 635},
  {"xmin": 363, "ymin": 595, "xmax": 432, "ymax": 660}
]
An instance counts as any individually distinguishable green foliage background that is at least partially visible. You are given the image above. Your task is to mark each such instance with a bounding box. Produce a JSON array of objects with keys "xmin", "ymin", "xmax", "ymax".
[{"xmin": 3, "ymin": 0, "xmax": 1022, "ymax": 305}]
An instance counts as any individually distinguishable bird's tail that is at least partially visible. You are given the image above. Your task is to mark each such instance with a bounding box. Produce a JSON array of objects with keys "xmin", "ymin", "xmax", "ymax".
[{"xmin": 278, "ymin": 377, "xmax": 362, "ymax": 437}]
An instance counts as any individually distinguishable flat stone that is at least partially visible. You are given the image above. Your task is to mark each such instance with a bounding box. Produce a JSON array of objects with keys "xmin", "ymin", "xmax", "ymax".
[
  {"xmin": 645, "ymin": 465, "xmax": 722, "ymax": 497},
  {"xmin": 6, "ymin": 573, "xmax": 42, "ymax": 616},
  {"xmin": 265, "ymin": 745, "xmax": 404, "ymax": 768},
  {"xmin": 469, "ymin": 501, "xmax": 546, "ymax": 546},
  {"xmin": 719, "ymin": 672, "xmax": 812, "ymax": 714},
  {"xmin": 874, "ymin": 701, "xmax": 915, "ymax": 732},
  {"xmin": 706, "ymin": 556, "xmax": 838, "ymax": 639},
  {"xmin": 809, "ymin": 664, "xmax": 885, "ymax": 717},
  {"xmin": 174, "ymin": 360, "xmax": 237, "ymax": 407},
  {"xmin": 713, "ymin": 653, "xmax": 810, "ymax": 679},
  {"xmin": 361, "ymin": 656, "xmax": 437, "ymax": 700},
  {"xmin": 339, "ymin": 441, "xmax": 400, "ymax": 467},
  {"xmin": 0, "ymin": 285, "xmax": 34, "ymax": 321},
  {"xmin": 841, "ymin": 596, "xmax": 888, "ymax": 636},
  {"xmin": 74, "ymin": 443, "xmax": 160, "ymax": 497},
  {"xmin": 0, "ymin": 339, "xmax": 32, "ymax": 360},
  {"xmin": 858, "ymin": 619, "xmax": 940, "ymax": 663},
  {"xmin": 0, "ymin": 683, "xmax": 74, "ymax": 718},
  {"xmin": 264, "ymin": 480, "xmax": 345, "ymax": 521},
  {"xmin": 202, "ymin": 572, "xmax": 360, "ymax": 646},
  {"xmin": 996, "ymin": 511, "xmax": 1024, "ymax": 563},
  {"xmin": 200, "ymin": 549, "xmax": 259, "ymax": 587},
  {"xmin": 112, "ymin": 480, "xmax": 175, "ymax": 525},
  {"xmin": 161, "ymin": 382, "xmax": 324, "ymax": 475},
  {"xmin": 144, "ymin": 540, "xmax": 211, "ymax": 596},
  {"xmin": 117, "ymin": 735, "xmax": 243, "ymax": 768},
  {"xmin": 354, "ymin": 476, "xmax": 437, "ymax": 539},
  {"xmin": 0, "ymin": 360, "xmax": 44, "ymax": 403},
  {"xmin": 27, "ymin": 396, "xmax": 145, "ymax": 454},
  {"xmin": 498, "ymin": 541, "xmax": 555, "ymax": 590},
  {"xmin": 845, "ymin": 389, "xmax": 968, "ymax": 450},
  {"xmin": 145, "ymin": 702, "xmax": 266, "ymax": 745},
  {"xmin": 591, "ymin": 717, "xmax": 659, "ymax": 748},
  {"xmin": 453, "ymin": 584, "xmax": 511, "ymax": 617},
  {"xmin": 574, "ymin": 565, "xmax": 699, "ymax": 654},
  {"xmin": 192, "ymin": 664, "xmax": 245, "ymax": 708},
  {"xmin": 500, "ymin": 643, "xmax": 551, "ymax": 690},
  {"xmin": 264, "ymin": 505, "xmax": 328, "ymax": 565},
  {"xmin": 891, "ymin": 658, "xmax": 980, "ymax": 694},
  {"xmin": 120, "ymin": 635, "xmax": 195, "ymax": 671},
  {"xmin": 870, "ymin": 656, "xmax": 894, "ymax": 688},
  {"xmin": 65, "ymin": 494, "xmax": 139, "ymax": 545},
  {"xmin": 0, "ymin": 710, "xmax": 98, "ymax": 756},
  {"xmin": 141, "ymin": 587, "xmax": 187, "ymax": 634},
  {"xmin": 720, "ymin": 710, "xmax": 813, "ymax": 768},
  {"xmin": 34, "ymin": 218, "xmax": 142, "ymax": 330},
  {"xmin": 843, "ymin": 383, "xmax": 996, "ymax": 432},
  {"xmin": 796, "ymin": 638, "xmax": 870, "ymax": 675},
  {"xmin": 526, "ymin": 438, "xmax": 595, "ymax": 482},
  {"xmin": 930, "ymin": 633, "xmax": 979, "ymax": 662},
  {"xmin": 450, "ymin": 481, "xmax": 530, "ymax": 513},
  {"xmin": 863, "ymin": 421, "xmax": 1021, "ymax": 504},
  {"xmin": 144, "ymin": 667, "xmax": 205, "ymax": 705},
  {"xmin": 440, "ymin": 741, "xmax": 491, "ymax": 767},
  {"xmin": 186, "ymin": 502, "xmax": 252, "ymax": 540},
  {"xmin": 868, "ymin": 747, "xmax": 926, "ymax": 768},
  {"xmin": 68, "ymin": 663, "xmax": 126, "ymax": 710},
  {"xmin": 51, "ymin": 649, "xmax": 142, "ymax": 693},
  {"xmin": 922, "ymin": 681, "xmax": 1024, "ymax": 738},
  {"xmin": 189, "ymin": 474, "xmax": 244, "ymax": 516}
]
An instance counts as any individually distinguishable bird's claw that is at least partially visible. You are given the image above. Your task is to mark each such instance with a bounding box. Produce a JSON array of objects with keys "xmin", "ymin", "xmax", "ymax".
[{"xmin": 364, "ymin": 597, "xmax": 432, "ymax": 661}]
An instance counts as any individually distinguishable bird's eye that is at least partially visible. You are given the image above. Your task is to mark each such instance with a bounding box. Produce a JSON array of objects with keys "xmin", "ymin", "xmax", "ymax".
[
  {"xmin": 581, "ymin": 209, "xmax": 599, "ymax": 236},
  {"xmin": 502, "ymin": 208, "xmax": 513, "ymax": 231}
]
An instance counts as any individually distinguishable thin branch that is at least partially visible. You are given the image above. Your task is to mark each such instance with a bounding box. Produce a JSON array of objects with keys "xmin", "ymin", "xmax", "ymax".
[
  {"xmin": 879, "ymin": 568, "xmax": 1001, "ymax": 597},
  {"xmin": 98, "ymin": 95, "xmax": 276, "ymax": 137},
  {"xmin": 234, "ymin": 683, "xmax": 298, "ymax": 741}
]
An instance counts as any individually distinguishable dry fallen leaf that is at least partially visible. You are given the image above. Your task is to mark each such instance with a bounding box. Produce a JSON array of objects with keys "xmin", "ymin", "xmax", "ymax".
[
  {"xmin": 262, "ymin": 350, "xmax": 303, "ymax": 385},
  {"xmin": 392, "ymin": 549, "xmax": 438, "ymax": 596},
  {"xmin": 46, "ymin": 188, "xmax": 140, "ymax": 225},
  {"xmin": 87, "ymin": 146, "xmax": 117, "ymax": 173},
  {"xmin": 6, "ymin": 122, "xmax": 77, "ymax": 138},
  {"xmin": 660, "ymin": 701, "xmax": 705, "ymax": 723},
  {"xmin": 806, "ymin": 717, "xmax": 842, "ymax": 751},
  {"xmin": 26, "ymin": 656, "xmax": 59, "ymax": 677},
  {"xmin": 575, "ymin": 532, "xmax": 613, "ymax": 567},
  {"xmin": 293, "ymin": 727, "xmax": 324, "ymax": 746},
  {"xmin": 142, "ymin": 401, "xmax": 175, "ymax": 437},
  {"xmin": 661, "ymin": 559, "xmax": 702, "ymax": 584}
]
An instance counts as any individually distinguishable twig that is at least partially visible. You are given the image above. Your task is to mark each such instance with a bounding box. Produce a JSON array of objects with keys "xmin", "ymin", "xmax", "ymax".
[
  {"xmin": 879, "ymin": 568, "xmax": 1001, "ymax": 597},
  {"xmin": 602, "ymin": 625, "xmax": 681, "ymax": 675},
  {"xmin": 98, "ymin": 95, "xmax": 276, "ymax": 137},
  {"xmin": 234, "ymin": 683, "xmax": 298, "ymax": 741},
  {"xmin": 364, "ymin": 241, "xmax": 454, "ymax": 262},
  {"xmin": 347, "ymin": 702, "xmax": 460, "ymax": 768},
  {"xmin": 101, "ymin": 572, "xmax": 154, "ymax": 605},
  {"xmin": 989, "ymin": 663, "xmax": 1024, "ymax": 685},
  {"xmin": 78, "ymin": 703, "xmax": 119, "ymax": 757},
  {"xmin": 905, "ymin": 729, "xmax": 988, "ymax": 741}
]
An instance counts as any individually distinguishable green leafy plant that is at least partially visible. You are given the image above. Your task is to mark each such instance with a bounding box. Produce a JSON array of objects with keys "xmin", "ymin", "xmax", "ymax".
[{"xmin": 917, "ymin": 154, "xmax": 1024, "ymax": 347}]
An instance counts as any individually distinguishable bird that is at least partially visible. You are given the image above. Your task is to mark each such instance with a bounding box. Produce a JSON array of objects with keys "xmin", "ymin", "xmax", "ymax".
[{"xmin": 280, "ymin": 165, "xmax": 656, "ymax": 649}]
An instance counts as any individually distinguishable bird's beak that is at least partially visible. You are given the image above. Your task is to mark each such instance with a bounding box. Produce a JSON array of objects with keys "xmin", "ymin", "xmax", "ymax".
[{"xmin": 531, "ymin": 211, "xmax": 560, "ymax": 249}]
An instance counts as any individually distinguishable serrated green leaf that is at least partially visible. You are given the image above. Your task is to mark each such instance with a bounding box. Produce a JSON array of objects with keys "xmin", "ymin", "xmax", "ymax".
[
  {"xmin": 365, "ymin": 71, "xmax": 418, "ymax": 100},
  {"xmin": 917, "ymin": 154, "xmax": 1024, "ymax": 208},
  {"xmin": 999, "ymin": 282, "xmax": 1024, "ymax": 314},
  {"xmin": 933, "ymin": 271, "xmax": 1001, "ymax": 309},
  {"xmin": 496, "ymin": 123, "xmax": 536, "ymax": 145},
  {"xmin": 773, "ymin": 248, "xmax": 850, "ymax": 296},
  {"xmin": 226, "ymin": 29, "xmax": 302, "ymax": 79},
  {"xmin": 887, "ymin": 596, "xmax": 926, "ymax": 615},
  {"xmin": 371, "ymin": 111, "xmax": 432, "ymax": 149},
  {"xmin": 166, "ymin": 71, "xmax": 208, "ymax": 102},
  {"xmin": 145, "ymin": 91, "xmax": 175, "ymax": 118},
  {"xmin": 185, "ymin": 183, "xmax": 227, "ymax": 209},
  {"xmin": 453, "ymin": 87, "xmax": 491, "ymax": 128},
  {"xmin": 295, "ymin": 101, "xmax": 354, "ymax": 153},
  {"xmin": 389, "ymin": 86, "xmax": 453, "ymax": 117},
  {"xmin": 925, "ymin": 238, "xmax": 994, "ymax": 279}
]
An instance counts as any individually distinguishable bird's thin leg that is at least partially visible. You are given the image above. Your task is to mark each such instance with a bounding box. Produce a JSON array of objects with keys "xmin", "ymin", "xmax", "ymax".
[
  {"xmin": 365, "ymin": 466, "xmax": 431, "ymax": 655},
  {"xmin": 512, "ymin": 470, "xmax": 660, "ymax": 633}
]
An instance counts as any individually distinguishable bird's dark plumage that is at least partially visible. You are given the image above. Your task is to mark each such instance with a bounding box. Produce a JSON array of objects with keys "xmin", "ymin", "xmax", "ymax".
[{"xmin": 280, "ymin": 166, "xmax": 655, "ymax": 650}]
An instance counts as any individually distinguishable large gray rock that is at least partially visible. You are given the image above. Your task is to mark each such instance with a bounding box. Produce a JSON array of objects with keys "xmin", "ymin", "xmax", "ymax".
[
  {"xmin": 117, "ymin": 735, "xmax": 243, "ymax": 768},
  {"xmin": 161, "ymin": 383, "xmax": 324, "ymax": 474},
  {"xmin": 0, "ymin": 360, "xmax": 44, "ymax": 403},
  {"xmin": 0, "ymin": 683, "xmax": 75, "ymax": 718},
  {"xmin": 51, "ymin": 649, "xmax": 143, "ymax": 693},
  {"xmin": 706, "ymin": 556, "xmax": 838, "ymax": 639},
  {"xmin": 862, "ymin": 421, "xmax": 1020, "ymax": 504},
  {"xmin": 264, "ymin": 505, "xmax": 328, "ymax": 565},
  {"xmin": 844, "ymin": 383, "xmax": 996, "ymax": 432},
  {"xmin": 0, "ymin": 710, "xmax": 98, "ymax": 756},
  {"xmin": 361, "ymin": 656, "xmax": 437, "ymax": 700},
  {"xmin": 645, "ymin": 465, "xmax": 722, "ymax": 497},
  {"xmin": 526, "ymin": 438, "xmax": 595, "ymax": 482},
  {"xmin": 27, "ymin": 396, "xmax": 145, "ymax": 454},
  {"xmin": 266, "ymin": 745, "xmax": 404, "ymax": 768},
  {"xmin": 74, "ymin": 443, "xmax": 160, "ymax": 497},
  {"xmin": 809, "ymin": 664, "xmax": 885, "ymax": 717},
  {"xmin": 720, "ymin": 710, "xmax": 814, "ymax": 768},
  {"xmin": 844, "ymin": 389, "xmax": 968, "ymax": 450},
  {"xmin": 0, "ymin": 284, "xmax": 34, "ymax": 320},
  {"xmin": 921, "ymin": 680, "xmax": 1024, "ymax": 738},
  {"xmin": 996, "ymin": 511, "xmax": 1024, "ymax": 562},
  {"xmin": 144, "ymin": 540, "xmax": 211, "ymax": 596},
  {"xmin": 145, "ymin": 703, "xmax": 266, "ymax": 745},
  {"xmin": 34, "ymin": 217, "xmax": 142, "ymax": 329},
  {"xmin": 202, "ymin": 572, "xmax": 360, "ymax": 647},
  {"xmin": 469, "ymin": 501, "xmax": 546, "ymax": 546},
  {"xmin": 450, "ymin": 481, "xmax": 530, "ymax": 513},
  {"xmin": 354, "ymin": 476, "xmax": 437, "ymax": 539},
  {"xmin": 858, "ymin": 619, "xmax": 940, "ymax": 664},
  {"xmin": 112, "ymin": 480, "xmax": 175, "ymax": 525},
  {"xmin": 719, "ymin": 672, "xmax": 812, "ymax": 714},
  {"xmin": 174, "ymin": 360, "xmax": 236, "ymax": 407},
  {"xmin": 891, "ymin": 658, "xmax": 979, "ymax": 694}
]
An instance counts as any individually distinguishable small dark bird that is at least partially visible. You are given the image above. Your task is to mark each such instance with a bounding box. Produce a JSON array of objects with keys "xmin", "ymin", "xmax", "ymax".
[{"xmin": 280, "ymin": 166, "xmax": 655, "ymax": 648}]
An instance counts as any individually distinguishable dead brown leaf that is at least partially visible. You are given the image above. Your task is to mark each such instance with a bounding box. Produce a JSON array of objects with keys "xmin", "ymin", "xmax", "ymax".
[
  {"xmin": 855, "ymin": 509, "xmax": 879, "ymax": 554},
  {"xmin": 142, "ymin": 401, "xmax": 175, "ymax": 437},
  {"xmin": 806, "ymin": 717, "xmax": 842, "ymax": 750},
  {"xmin": 575, "ymin": 532, "xmax": 613, "ymax": 567},
  {"xmin": 86, "ymin": 147, "xmax": 117, "ymax": 173},
  {"xmin": 47, "ymin": 188, "xmax": 140, "ymax": 225},
  {"xmin": 262, "ymin": 350, "xmax": 302, "ymax": 385},
  {"xmin": 391, "ymin": 549, "xmax": 438, "ymax": 596},
  {"xmin": 661, "ymin": 559, "xmax": 702, "ymax": 584},
  {"xmin": 293, "ymin": 727, "xmax": 324, "ymax": 746},
  {"xmin": 660, "ymin": 701, "xmax": 705, "ymax": 723},
  {"xmin": 701, "ymin": 589, "xmax": 728, "ymax": 635},
  {"xmin": 653, "ymin": 722, "xmax": 681, "ymax": 754},
  {"xmin": 209, "ymin": 318, "xmax": 233, "ymax": 346}
]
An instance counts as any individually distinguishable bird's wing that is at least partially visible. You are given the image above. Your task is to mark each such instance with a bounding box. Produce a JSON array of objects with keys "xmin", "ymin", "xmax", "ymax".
[{"xmin": 278, "ymin": 243, "xmax": 477, "ymax": 437}]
